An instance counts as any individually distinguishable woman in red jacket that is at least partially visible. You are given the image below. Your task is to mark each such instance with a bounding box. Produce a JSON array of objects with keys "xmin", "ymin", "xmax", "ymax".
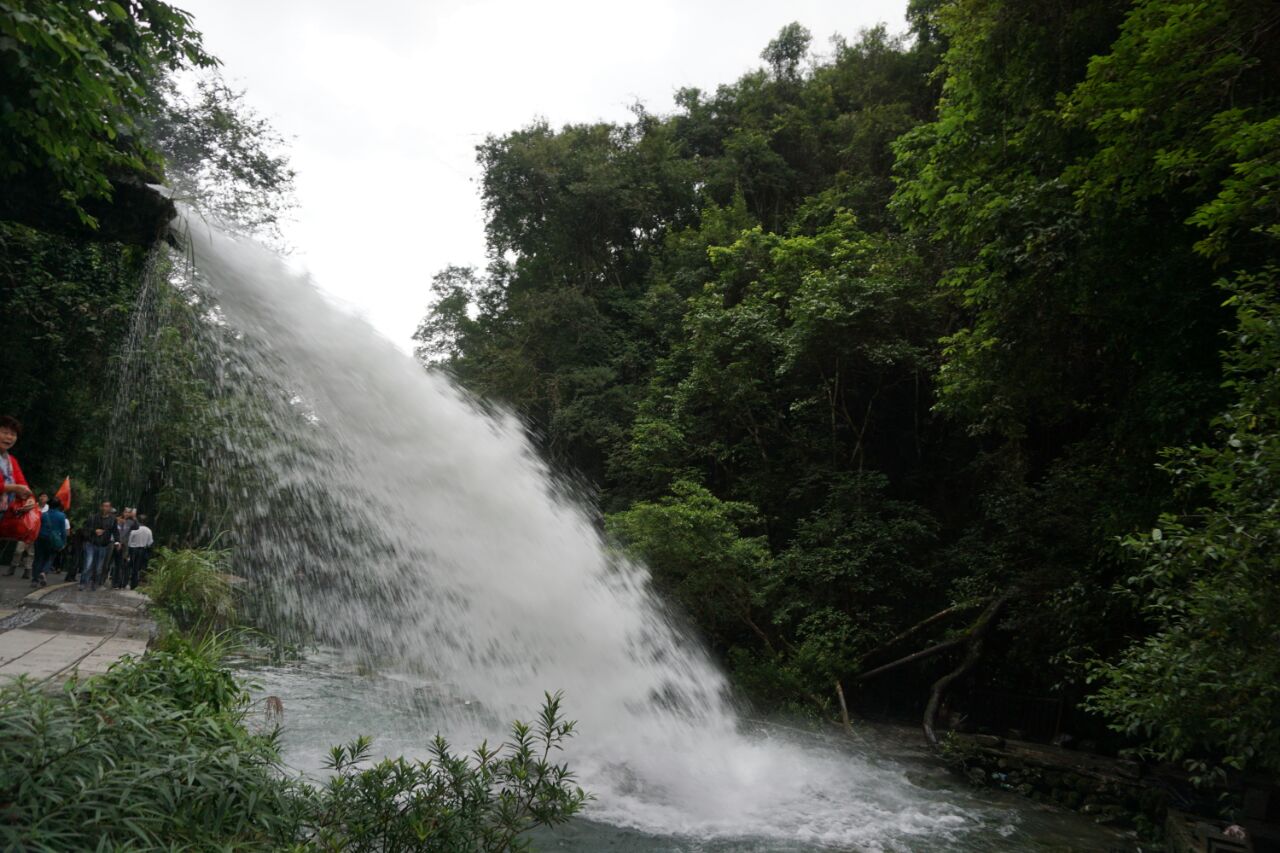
[
  {"xmin": 0, "ymin": 415, "xmax": 32, "ymax": 510},
  {"xmin": 0, "ymin": 415, "xmax": 38, "ymax": 553}
]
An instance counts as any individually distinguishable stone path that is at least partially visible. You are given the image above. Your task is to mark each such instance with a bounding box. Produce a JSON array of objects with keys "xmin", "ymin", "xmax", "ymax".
[{"xmin": 0, "ymin": 572, "xmax": 153, "ymax": 685}]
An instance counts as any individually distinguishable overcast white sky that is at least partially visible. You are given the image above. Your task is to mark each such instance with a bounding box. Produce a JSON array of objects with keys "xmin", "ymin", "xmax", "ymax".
[{"xmin": 180, "ymin": 0, "xmax": 910, "ymax": 350}]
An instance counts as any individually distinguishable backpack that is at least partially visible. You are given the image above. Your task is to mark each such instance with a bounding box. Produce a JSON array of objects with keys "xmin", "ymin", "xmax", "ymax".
[{"xmin": 39, "ymin": 512, "xmax": 67, "ymax": 551}]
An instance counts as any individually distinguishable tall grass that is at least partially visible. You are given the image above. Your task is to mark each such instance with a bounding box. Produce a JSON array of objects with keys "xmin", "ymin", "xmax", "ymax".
[{"xmin": 144, "ymin": 546, "xmax": 235, "ymax": 634}]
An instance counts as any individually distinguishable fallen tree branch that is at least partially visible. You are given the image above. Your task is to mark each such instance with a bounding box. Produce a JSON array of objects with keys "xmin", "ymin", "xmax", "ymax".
[
  {"xmin": 855, "ymin": 600, "xmax": 985, "ymax": 669},
  {"xmin": 922, "ymin": 592, "xmax": 1014, "ymax": 746},
  {"xmin": 855, "ymin": 634, "xmax": 968, "ymax": 682},
  {"xmin": 854, "ymin": 594, "xmax": 1013, "ymax": 684}
]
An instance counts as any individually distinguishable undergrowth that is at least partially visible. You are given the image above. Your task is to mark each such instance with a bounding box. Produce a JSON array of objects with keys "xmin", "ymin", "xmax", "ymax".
[{"xmin": 0, "ymin": 634, "xmax": 587, "ymax": 851}]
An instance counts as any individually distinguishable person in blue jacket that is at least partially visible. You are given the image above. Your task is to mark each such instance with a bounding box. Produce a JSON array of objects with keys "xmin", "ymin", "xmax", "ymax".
[{"xmin": 32, "ymin": 496, "xmax": 67, "ymax": 588}]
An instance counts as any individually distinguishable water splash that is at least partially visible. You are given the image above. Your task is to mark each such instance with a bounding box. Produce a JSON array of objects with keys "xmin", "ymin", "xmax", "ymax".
[{"xmin": 164, "ymin": 209, "xmax": 1017, "ymax": 850}]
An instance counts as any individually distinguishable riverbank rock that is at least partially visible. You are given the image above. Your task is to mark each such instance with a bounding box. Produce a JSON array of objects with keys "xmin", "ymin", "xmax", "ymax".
[{"xmin": 945, "ymin": 731, "xmax": 1166, "ymax": 837}]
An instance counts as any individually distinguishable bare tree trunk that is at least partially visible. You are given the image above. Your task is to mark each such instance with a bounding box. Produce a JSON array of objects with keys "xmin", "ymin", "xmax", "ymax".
[
  {"xmin": 921, "ymin": 592, "xmax": 1012, "ymax": 746},
  {"xmin": 835, "ymin": 680, "xmax": 853, "ymax": 734},
  {"xmin": 744, "ymin": 411, "xmax": 770, "ymax": 465},
  {"xmin": 922, "ymin": 635, "xmax": 985, "ymax": 746},
  {"xmin": 741, "ymin": 612, "xmax": 777, "ymax": 655},
  {"xmin": 850, "ymin": 592, "xmax": 1015, "ymax": 746}
]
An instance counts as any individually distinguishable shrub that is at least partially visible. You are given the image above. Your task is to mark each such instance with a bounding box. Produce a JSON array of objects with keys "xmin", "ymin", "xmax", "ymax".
[
  {"xmin": 145, "ymin": 546, "xmax": 236, "ymax": 633},
  {"xmin": 0, "ymin": 644, "xmax": 587, "ymax": 851},
  {"xmin": 101, "ymin": 630, "xmax": 248, "ymax": 714},
  {"xmin": 0, "ymin": 642, "xmax": 296, "ymax": 850},
  {"xmin": 1087, "ymin": 283, "xmax": 1280, "ymax": 783},
  {"xmin": 300, "ymin": 692, "xmax": 589, "ymax": 852}
]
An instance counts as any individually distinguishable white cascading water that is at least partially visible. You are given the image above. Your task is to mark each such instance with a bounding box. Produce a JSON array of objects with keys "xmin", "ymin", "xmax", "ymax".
[{"xmin": 170, "ymin": 209, "xmax": 1011, "ymax": 851}]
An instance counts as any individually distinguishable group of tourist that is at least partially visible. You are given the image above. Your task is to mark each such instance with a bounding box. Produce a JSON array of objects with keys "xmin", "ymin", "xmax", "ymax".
[
  {"xmin": 0, "ymin": 415, "xmax": 155, "ymax": 590},
  {"xmin": 76, "ymin": 502, "xmax": 154, "ymax": 591}
]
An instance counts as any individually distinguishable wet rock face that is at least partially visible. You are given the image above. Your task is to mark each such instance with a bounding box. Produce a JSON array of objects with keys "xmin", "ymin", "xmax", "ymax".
[
  {"xmin": 943, "ymin": 733, "xmax": 1170, "ymax": 836},
  {"xmin": 0, "ymin": 173, "xmax": 176, "ymax": 246}
]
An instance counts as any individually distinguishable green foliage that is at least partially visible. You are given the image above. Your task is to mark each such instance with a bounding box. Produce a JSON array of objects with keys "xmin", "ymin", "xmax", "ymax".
[
  {"xmin": 1088, "ymin": 278, "xmax": 1280, "ymax": 781},
  {"xmin": 1063, "ymin": 0, "xmax": 1279, "ymax": 263},
  {"xmin": 1064, "ymin": 0, "xmax": 1280, "ymax": 781},
  {"xmin": 0, "ymin": 644, "xmax": 295, "ymax": 851},
  {"xmin": 301, "ymin": 692, "xmax": 588, "ymax": 852},
  {"xmin": 0, "ymin": 0, "xmax": 216, "ymax": 224},
  {"xmin": 415, "ymin": 265, "xmax": 486, "ymax": 366},
  {"xmin": 770, "ymin": 473, "xmax": 938, "ymax": 683},
  {"xmin": 761, "ymin": 22, "xmax": 811, "ymax": 82},
  {"xmin": 606, "ymin": 472, "xmax": 944, "ymax": 704},
  {"xmin": 109, "ymin": 629, "xmax": 249, "ymax": 713},
  {"xmin": 892, "ymin": 0, "xmax": 1216, "ymax": 439},
  {"xmin": 632, "ymin": 212, "xmax": 936, "ymax": 509},
  {"xmin": 151, "ymin": 72, "xmax": 297, "ymax": 240},
  {"xmin": 419, "ymin": 9, "xmax": 1280, "ymax": 767},
  {"xmin": 607, "ymin": 480, "xmax": 771, "ymax": 648},
  {"xmin": 0, "ymin": 648, "xmax": 587, "ymax": 851},
  {"xmin": 1, "ymin": 2, "xmax": 295, "ymax": 541},
  {"xmin": 0, "ymin": 219, "xmax": 151, "ymax": 485},
  {"xmin": 884, "ymin": 0, "xmax": 1279, "ymax": 747},
  {"xmin": 145, "ymin": 546, "xmax": 236, "ymax": 634},
  {"xmin": 418, "ymin": 25, "xmax": 936, "ymax": 487}
]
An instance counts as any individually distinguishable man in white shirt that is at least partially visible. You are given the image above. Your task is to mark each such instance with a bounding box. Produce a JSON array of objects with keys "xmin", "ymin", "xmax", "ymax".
[{"xmin": 125, "ymin": 514, "xmax": 154, "ymax": 590}]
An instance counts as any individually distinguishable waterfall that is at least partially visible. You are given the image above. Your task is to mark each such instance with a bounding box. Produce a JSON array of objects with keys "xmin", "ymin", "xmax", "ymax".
[{"xmin": 169, "ymin": 208, "xmax": 995, "ymax": 850}]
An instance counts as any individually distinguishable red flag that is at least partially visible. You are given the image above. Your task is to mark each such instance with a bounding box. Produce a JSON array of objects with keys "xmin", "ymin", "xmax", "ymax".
[{"xmin": 55, "ymin": 477, "xmax": 71, "ymax": 512}]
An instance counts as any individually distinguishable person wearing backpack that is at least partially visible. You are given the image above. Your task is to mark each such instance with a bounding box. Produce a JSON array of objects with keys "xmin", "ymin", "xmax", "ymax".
[{"xmin": 32, "ymin": 497, "xmax": 67, "ymax": 588}]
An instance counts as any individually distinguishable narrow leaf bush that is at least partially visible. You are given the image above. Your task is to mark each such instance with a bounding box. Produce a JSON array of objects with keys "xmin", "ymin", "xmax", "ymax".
[{"xmin": 0, "ymin": 643, "xmax": 587, "ymax": 850}]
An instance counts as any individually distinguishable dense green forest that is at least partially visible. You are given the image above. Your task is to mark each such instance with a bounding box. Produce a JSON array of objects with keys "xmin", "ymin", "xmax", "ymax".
[
  {"xmin": 1, "ymin": 0, "xmax": 1277, "ymax": 798},
  {"xmin": 415, "ymin": 1, "xmax": 1280, "ymax": 782}
]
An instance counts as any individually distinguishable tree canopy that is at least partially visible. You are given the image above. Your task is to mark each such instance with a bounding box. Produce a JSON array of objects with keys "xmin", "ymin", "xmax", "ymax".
[{"xmin": 0, "ymin": 0, "xmax": 216, "ymax": 233}]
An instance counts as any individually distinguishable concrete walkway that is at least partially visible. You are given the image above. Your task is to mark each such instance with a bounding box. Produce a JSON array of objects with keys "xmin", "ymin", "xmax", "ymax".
[{"xmin": 0, "ymin": 572, "xmax": 153, "ymax": 685}]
